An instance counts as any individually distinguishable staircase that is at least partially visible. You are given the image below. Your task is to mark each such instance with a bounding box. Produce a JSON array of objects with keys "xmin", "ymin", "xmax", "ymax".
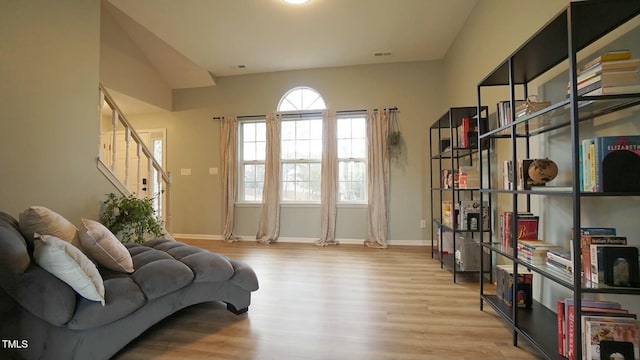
[{"xmin": 97, "ymin": 84, "xmax": 172, "ymax": 232}]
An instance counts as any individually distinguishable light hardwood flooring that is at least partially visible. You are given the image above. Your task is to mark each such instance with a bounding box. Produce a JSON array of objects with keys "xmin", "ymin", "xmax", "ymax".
[{"xmin": 113, "ymin": 240, "xmax": 542, "ymax": 360}]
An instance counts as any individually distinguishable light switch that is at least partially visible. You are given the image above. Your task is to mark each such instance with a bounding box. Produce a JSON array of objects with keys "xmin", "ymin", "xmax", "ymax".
[
  {"xmin": 209, "ymin": 167, "xmax": 219, "ymax": 175},
  {"xmin": 180, "ymin": 168, "xmax": 191, "ymax": 176}
]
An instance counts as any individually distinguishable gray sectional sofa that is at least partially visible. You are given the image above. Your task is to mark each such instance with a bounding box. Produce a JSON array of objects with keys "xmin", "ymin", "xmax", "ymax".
[{"xmin": 0, "ymin": 212, "xmax": 259, "ymax": 360}]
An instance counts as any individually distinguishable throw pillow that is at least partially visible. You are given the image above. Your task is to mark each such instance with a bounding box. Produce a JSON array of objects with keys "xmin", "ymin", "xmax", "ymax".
[
  {"xmin": 33, "ymin": 233, "xmax": 105, "ymax": 305},
  {"xmin": 79, "ymin": 218, "xmax": 134, "ymax": 273},
  {"xmin": 18, "ymin": 206, "xmax": 81, "ymax": 248}
]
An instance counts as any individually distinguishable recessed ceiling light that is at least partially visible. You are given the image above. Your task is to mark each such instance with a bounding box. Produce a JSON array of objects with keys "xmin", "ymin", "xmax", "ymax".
[{"xmin": 284, "ymin": 0, "xmax": 310, "ymax": 4}]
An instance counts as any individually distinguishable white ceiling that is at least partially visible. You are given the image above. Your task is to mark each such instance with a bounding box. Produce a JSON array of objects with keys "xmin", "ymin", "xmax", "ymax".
[{"xmin": 106, "ymin": 0, "xmax": 478, "ymax": 88}]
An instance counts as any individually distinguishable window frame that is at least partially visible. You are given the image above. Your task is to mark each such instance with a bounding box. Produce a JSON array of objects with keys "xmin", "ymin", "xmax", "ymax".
[
  {"xmin": 336, "ymin": 113, "xmax": 368, "ymax": 205},
  {"xmin": 237, "ymin": 119, "xmax": 267, "ymax": 204},
  {"xmin": 280, "ymin": 115, "xmax": 323, "ymax": 204}
]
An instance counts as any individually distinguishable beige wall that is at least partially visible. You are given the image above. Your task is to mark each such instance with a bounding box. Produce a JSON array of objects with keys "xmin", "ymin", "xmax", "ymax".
[
  {"xmin": 0, "ymin": 0, "xmax": 116, "ymax": 224},
  {"xmin": 100, "ymin": 1, "xmax": 172, "ymax": 111},
  {"xmin": 129, "ymin": 62, "xmax": 445, "ymax": 242}
]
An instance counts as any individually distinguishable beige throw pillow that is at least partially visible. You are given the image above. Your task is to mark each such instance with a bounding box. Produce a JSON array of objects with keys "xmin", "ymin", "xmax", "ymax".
[
  {"xmin": 33, "ymin": 234, "xmax": 105, "ymax": 305},
  {"xmin": 19, "ymin": 206, "xmax": 80, "ymax": 248},
  {"xmin": 79, "ymin": 218, "xmax": 134, "ymax": 273}
]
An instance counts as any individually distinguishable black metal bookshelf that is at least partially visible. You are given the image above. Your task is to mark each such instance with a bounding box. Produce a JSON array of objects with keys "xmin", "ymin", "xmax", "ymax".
[
  {"xmin": 429, "ymin": 106, "xmax": 489, "ymax": 282},
  {"xmin": 476, "ymin": 1, "xmax": 640, "ymax": 359}
]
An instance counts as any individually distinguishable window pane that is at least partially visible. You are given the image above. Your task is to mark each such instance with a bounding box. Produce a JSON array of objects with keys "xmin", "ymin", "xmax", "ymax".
[
  {"xmin": 255, "ymin": 182, "xmax": 264, "ymax": 201},
  {"xmin": 244, "ymin": 142, "xmax": 256, "ymax": 161},
  {"xmin": 296, "ymin": 182, "xmax": 310, "ymax": 201},
  {"xmin": 256, "ymin": 141, "xmax": 266, "ymax": 161},
  {"xmin": 352, "ymin": 117, "xmax": 366, "ymax": 138},
  {"xmin": 256, "ymin": 164, "xmax": 265, "ymax": 181},
  {"xmin": 338, "ymin": 160, "xmax": 366, "ymax": 202},
  {"xmin": 295, "ymin": 140, "xmax": 309, "ymax": 159},
  {"xmin": 337, "ymin": 119, "xmax": 351, "ymax": 139},
  {"xmin": 353, "ymin": 161, "xmax": 366, "ymax": 181},
  {"xmin": 296, "ymin": 163, "xmax": 310, "ymax": 181},
  {"xmin": 352, "ymin": 139, "xmax": 366, "ymax": 158},
  {"xmin": 243, "ymin": 123, "xmax": 255, "ymax": 142},
  {"xmin": 278, "ymin": 87, "xmax": 327, "ymax": 112},
  {"xmin": 337, "ymin": 139, "xmax": 351, "ymax": 158},
  {"xmin": 282, "ymin": 163, "xmax": 296, "ymax": 181},
  {"xmin": 296, "ymin": 120, "xmax": 310, "ymax": 139},
  {"xmin": 256, "ymin": 122, "xmax": 266, "ymax": 141},
  {"xmin": 282, "ymin": 140, "xmax": 296, "ymax": 159},
  {"xmin": 309, "ymin": 139, "xmax": 322, "ymax": 159},
  {"xmin": 244, "ymin": 164, "xmax": 255, "ymax": 182},
  {"xmin": 310, "ymin": 163, "xmax": 321, "ymax": 181},
  {"xmin": 309, "ymin": 119, "xmax": 322, "ymax": 139},
  {"xmin": 282, "ymin": 182, "xmax": 295, "ymax": 201},
  {"xmin": 282, "ymin": 121, "xmax": 295, "ymax": 140},
  {"xmin": 310, "ymin": 181, "xmax": 321, "ymax": 201}
]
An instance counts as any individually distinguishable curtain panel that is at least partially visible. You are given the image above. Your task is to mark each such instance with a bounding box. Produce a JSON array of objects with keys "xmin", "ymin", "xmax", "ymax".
[
  {"xmin": 256, "ymin": 114, "xmax": 281, "ymax": 243},
  {"xmin": 365, "ymin": 109, "xmax": 390, "ymax": 249},
  {"xmin": 220, "ymin": 116, "xmax": 240, "ymax": 242},
  {"xmin": 314, "ymin": 111, "xmax": 338, "ymax": 246}
]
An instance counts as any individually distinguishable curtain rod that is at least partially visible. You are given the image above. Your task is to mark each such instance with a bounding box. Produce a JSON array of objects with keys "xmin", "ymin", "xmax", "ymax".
[{"xmin": 212, "ymin": 107, "xmax": 397, "ymax": 120}]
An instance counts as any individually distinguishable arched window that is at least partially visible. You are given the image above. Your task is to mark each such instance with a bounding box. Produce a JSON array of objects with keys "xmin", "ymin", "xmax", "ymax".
[{"xmin": 277, "ymin": 87, "xmax": 326, "ymax": 112}]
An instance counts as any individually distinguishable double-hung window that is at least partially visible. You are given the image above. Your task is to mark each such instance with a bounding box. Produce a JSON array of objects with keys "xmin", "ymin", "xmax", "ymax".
[
  {"xmin": 239, "ymin": 120, "xmax": 266, "ymax": 202},
  {"xmin": 337, "ymin": 115, "xmax": 367, "ymax": 203},
  {"xmin": 281, "ymin": 117, "xmax": 323, "ymax": 202}
]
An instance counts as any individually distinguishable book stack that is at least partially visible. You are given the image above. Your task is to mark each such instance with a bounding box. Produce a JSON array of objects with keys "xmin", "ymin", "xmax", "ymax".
[
  {"xmin": 442, "ymin": 201, "xmax": 453, "ymax": 228},
  {"xmin": 499, "ymin": 212, "xmax": 539, "ymax": 249},
  {"xmin": 546, "ymin": 248, "xmax": 573, "ymax": 276},
  {"xmin": 517, "ymin": 239, "xmax": 561, "ymax": 265},
  {"xmin": 496, "ymin": 100, "xmax": 526, "ymax": 127},
  {"xmin": 442, "ymin": 169, "xmax": 462, "ymax": 189},
  {"xmin": 556, "ymin": 298, "xmax": 640, "ymax": 360},
  {"xmin": 580, "ymin": 135, "xmax": 640, "ymax": 192},
  {"xmin": 571, "ymin": 50, "xmax": 640, "ymax": 96},
  {"xmin": 457, "ymin": 166, "xmax": 479, "ymax": 189}
]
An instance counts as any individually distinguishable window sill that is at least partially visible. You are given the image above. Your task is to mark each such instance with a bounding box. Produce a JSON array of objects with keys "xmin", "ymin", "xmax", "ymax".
[{"xmin": 234, "ymin": 202, "xmax": 368, "ymax": 208}]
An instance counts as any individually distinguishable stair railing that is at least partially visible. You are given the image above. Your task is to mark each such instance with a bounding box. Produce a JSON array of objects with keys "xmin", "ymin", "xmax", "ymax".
[{"xmin": 97, "ymin": 84, "xmax": 172, "ymax": 233}]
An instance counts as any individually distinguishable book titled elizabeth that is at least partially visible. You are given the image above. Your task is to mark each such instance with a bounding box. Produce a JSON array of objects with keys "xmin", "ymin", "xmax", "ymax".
[{"xmin": 594, "ymin": 135, "xmax": 640, "ymax": 192}]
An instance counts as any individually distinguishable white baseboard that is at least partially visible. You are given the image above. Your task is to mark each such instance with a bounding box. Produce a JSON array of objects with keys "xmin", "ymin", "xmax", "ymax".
[
  {"xmin": 172, "ymin": 233, "xmax": 224, "ymax": 241},
  {"xmin": 172, "ymin": 233, "xmax": 429, "ymax": 246}
]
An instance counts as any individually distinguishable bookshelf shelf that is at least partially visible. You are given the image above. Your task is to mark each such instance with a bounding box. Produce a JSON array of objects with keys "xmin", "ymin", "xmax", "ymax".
[
  {"xmin": 429, "ymin": 106, "xmax": 489, "ymax": 283},
  {"xmin": 482, "ymin": 295, "xmax": 562, "ymax": 360},
  {"xmin": 477, "ymin": 1, "xmax": 640, "ymax": 359}
]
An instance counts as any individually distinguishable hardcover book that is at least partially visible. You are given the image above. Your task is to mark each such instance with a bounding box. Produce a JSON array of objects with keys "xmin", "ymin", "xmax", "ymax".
[
  {"xmin": 580, "ymin": 235, "xmax": 627, "ymax": 281},
  {"xmin": 585, "ymin": 319, "xmax": 640, "ymax": 360},
  {"xmin": 594, "ymin": 135, "xmax": 640, "ymax": 192}
]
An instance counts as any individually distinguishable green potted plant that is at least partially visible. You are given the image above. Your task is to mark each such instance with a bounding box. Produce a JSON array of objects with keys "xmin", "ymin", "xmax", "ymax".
[
  {"xmin": 388, "ymin": 111, "xmax": 402, "ymax": 160},
  {"xmin": 99, "ymin": 192, "xmax": 165, "ymax": 244}
]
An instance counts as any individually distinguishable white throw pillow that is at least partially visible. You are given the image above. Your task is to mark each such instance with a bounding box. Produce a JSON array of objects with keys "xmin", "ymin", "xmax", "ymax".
[
  {"xmin": 19, "ymin": 206, "xmax": 80, "ymax": 248},
  {"xmin": 79, "ymin": 218, "xmax": 134, "ymax": 273},
  {"xmin": 33, "ymin": 234, "xmax": 105, "ymax": 305}
]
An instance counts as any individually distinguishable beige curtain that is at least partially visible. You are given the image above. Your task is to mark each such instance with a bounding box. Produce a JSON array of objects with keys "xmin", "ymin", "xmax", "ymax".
[
  {"xmin": 365, "ymin": 109, "xmax": 390, "ymax": 249},
  {"xmin": 256, "ymin": 114, "xmax": 281, "ymax": 243},
  {"xmin": 220, "ymin": 116, "xmax": 240, "ymax": 242},
  {"xmin": 314, "ymin": 111, "xmax": 338, "ymax": 247}
]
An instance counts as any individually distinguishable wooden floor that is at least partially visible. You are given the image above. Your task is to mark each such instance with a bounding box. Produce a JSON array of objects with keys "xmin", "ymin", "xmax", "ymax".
[{"xmin": 113, "ymin": 240, "xmax": 542, "ymax": 360}]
